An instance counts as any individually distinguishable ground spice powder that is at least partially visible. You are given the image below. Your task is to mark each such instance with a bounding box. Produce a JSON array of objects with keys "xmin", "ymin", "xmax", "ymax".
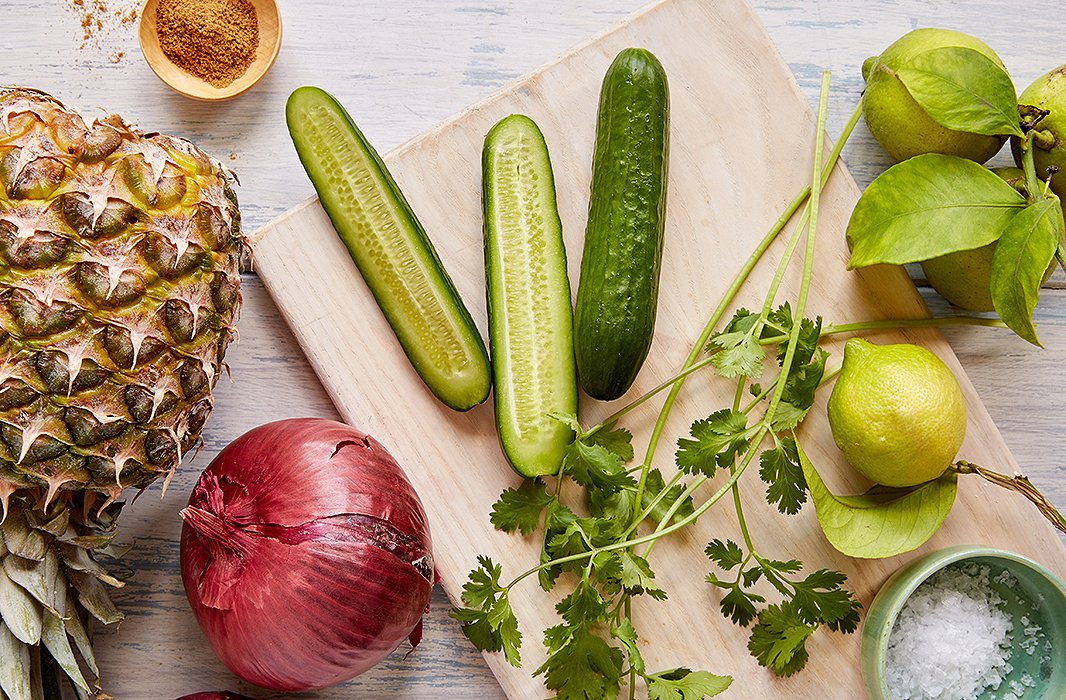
[{"xmin": 156, "ymin": 0, "xmax": 259, "ymax": 88}]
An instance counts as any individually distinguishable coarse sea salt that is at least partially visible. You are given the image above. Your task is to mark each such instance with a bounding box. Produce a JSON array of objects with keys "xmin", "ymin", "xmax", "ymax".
[{"xmin": 885, "ymin": 563, "xmax": 1019, "ymax": 700}]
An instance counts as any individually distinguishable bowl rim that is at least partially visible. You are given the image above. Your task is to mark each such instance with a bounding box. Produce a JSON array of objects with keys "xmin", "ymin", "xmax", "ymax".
[
  {"xmin": 863, "ymin": 544, "xmax": 1066, "ymax": 699},
  {"xmin": 137, "ymin": 0, "xmax": 283, "ymax": 102}
]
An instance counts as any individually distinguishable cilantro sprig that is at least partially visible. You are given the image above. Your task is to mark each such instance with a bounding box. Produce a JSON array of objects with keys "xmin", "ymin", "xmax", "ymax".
[{"xmin": 454, "ymin": 74, "xmax": 858, "ymax": 695}]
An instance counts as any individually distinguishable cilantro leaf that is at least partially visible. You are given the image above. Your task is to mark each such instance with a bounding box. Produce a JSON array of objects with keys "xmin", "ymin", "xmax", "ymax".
[
  {"xmin": 596, "ymin": 550, "xmax": 666, "ymax": 600},
  {"xmin": 587, "ymin": 421, "xmax": 635, "ymax": 462},
  {"xmin": 612, "ymin": 618, "xmax": 645, "ymax": 676},
  {"xmin": 647, "ymin": 668, "xmax": 732, "ymax": 699},
  {"xmin": 587, "ymin": 469, "xmax": 694, "ymax": 532},
  {"xmin": 765, "ymin": 302, "xmax": 794, "ymax": 339},
  {"xmin": 676, "ymin": 410, "xmax": 751, "ymax": 476},
  {"xmin": 563, "ymin": 439, "xmax": 636, "ymax": 492},
  {"xmin": 540, "ymin": 503, "xmax": 585, "ymax": 589},
  {"xmin": 460, "ymin": 555, "xmax": 504, "ymax": 609},
  {"xmin": 764, "ymin": 558, "xmax": 803, "ymax": 574},
  {"xmin": 718, "ymin": 585, "xmax": 763, "ymax": 627},
  {"xmin": 709, "ymin": 308, "xmax": 759, "ymax": 347},
  {"xmin": 747, "ymin": 602, "xmax": 816, "ymax": 677},
  {"xmin": 791, "ymin": 569, "xmax": 862, "ymax": 632},
  {"xmin": 549, "ymin": 412, "xmax": 584, "ymax": 434},
  {"xmin": 644, "ymin": 468, "xmax": 694, "ymax": 524},
  {"xmin": 586, "ymin": 486, "xmax": 636, "ymax": 536},
  {"xmin": 535, "ymin": 627, "xmax": 624, "ymax": 700},
  {"xmin": 708, "ymin": 309, "xmax": 765, "ymax": 378},
  {"xmin": 771, "ymin": 347, "xmax": 828, "ymax": 431},
  {"xmin": 704, "ymin": 539, "xmax": 744, "ymax": 570},
  {"xmin": 759, "ymin": 438, "xmax": 807, "ymax": 515},
  {"xmin": 556, "ymin": 578, "xmax": 608, "ymax": 626},
  {"xmin": 452, "ymin": 556, "xmax": 522, "ymax": 666},
  {"xmin": 490, "ymin": 479, "xmax": 554, "ymax": 535},
  {"xmin": 709, "ymin": 330, "xmax": 764, "ymax": 379}
]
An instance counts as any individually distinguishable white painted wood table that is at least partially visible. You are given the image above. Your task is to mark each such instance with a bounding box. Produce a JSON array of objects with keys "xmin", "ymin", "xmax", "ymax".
[{"xmin": 4, "ymin": 1, "xmax": 1064, "ymax": 697}]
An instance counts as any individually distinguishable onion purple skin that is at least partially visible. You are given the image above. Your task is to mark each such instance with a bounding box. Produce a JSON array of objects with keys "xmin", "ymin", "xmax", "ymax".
[{"xmin": 180, "ymin": 418, "xmax": 434, "ymax": 692}]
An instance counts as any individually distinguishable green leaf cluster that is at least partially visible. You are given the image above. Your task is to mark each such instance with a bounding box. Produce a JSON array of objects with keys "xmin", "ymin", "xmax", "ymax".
[
  {"xmin": 847, "ymin": 153, "xmax": 1065, "ymax": 344},
  {"xmin": 676, "ymin": 409, "xmax": 753, "ymax": 477},
  {"xmin": 451, "ymin": 556, "xmax": 522, "ymax": 666},
  {"xmin": 705, "ymin": 537, "xmax": 861, "ymax": 676}
]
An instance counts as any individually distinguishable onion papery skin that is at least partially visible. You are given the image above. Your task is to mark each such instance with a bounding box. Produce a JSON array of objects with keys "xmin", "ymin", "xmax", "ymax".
[{"xmin": 180, "ymin": 418, "xmax": 434, "ymax": 692}]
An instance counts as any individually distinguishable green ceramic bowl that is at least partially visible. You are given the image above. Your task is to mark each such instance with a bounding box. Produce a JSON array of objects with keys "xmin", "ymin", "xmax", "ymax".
[{"xmin": 862, "ymin": 545, "xmax": 1066, "ymax": 699}]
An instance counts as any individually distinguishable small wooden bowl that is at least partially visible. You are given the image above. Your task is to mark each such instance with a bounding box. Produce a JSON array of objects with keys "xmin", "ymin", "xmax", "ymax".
[{"xmin": 138, "ymin": 0, "xmax": 282, "ymax": 101}]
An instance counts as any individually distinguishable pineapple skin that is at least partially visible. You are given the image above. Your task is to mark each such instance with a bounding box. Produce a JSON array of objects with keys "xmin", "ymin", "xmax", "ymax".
[{"xmin": 0, "ymin": 88, "xmax": 244, "ymax": 696}]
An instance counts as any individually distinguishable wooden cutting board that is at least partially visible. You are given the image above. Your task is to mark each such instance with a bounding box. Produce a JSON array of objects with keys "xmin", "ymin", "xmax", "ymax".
[{"xmin": 249, "ymin": 0, "xmax": 1066, "ymax": 695}]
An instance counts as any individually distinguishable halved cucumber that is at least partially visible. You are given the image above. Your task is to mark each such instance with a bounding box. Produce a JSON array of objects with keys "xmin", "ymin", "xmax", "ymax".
[
  {"xmin": 483, "ymin": 115, "xmax": 576, "ymax": 477},
  {"xmin": 286, "ymin": 86, "xmax": 490, "ymax": 411}
]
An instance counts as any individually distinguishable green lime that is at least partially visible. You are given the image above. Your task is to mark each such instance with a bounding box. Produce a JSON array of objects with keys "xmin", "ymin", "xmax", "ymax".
[
  {"xmin": 1012, "ymin": 65, "xmax": 1066, "ymax": 199},
  {"xmin": 863, "ymin": 28, "xmax": 1006, "ymax": 163},
  {"xmin": 918, "ymin": 167, "xmax": 1027, "ymax": 312},
  {"xmin": 827, "ymin": 339, "xmax": 966, "ymax": 488}
]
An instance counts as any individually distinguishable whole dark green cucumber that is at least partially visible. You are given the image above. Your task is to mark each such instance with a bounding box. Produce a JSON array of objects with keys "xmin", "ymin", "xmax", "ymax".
[
  {"xmin": 286, "ymin": 86, "xmax": 491, "ymax": 411},
  {"xmin": 574, "ymin": 48, "xmax": 669, "ymax": 401}
]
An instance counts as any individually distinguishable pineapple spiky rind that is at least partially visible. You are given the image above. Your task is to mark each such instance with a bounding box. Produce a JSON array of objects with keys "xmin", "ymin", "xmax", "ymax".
[{"xmin": 0, "ymin": 87, "xmax": 244, "ymax": 697}]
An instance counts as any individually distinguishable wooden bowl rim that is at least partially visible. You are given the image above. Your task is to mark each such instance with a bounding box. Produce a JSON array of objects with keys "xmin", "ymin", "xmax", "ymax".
[{"xmin": 137, "ymin": 0, "xmax": 282, "ymax": 102}]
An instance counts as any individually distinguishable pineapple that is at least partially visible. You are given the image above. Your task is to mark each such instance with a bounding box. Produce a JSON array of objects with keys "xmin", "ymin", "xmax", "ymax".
[{"xmin": 0, "ymin": 88, "xmax": 244, "ymax": 696}]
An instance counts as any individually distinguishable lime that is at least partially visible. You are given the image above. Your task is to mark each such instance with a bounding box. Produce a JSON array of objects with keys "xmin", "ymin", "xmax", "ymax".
[
  {"xmin": 1012, "ymin": 65, "xmax": 1066, "ymax": 199},
  {"xmin": 863, "ymin": 28, "xmax": 1006, "ymax": 163},
  {"xmin": 827, "ymin": 339, "xmax": 966, "ymax": 488},
  {"xmin": 918, "ymin": 167, "xmax": 1028, "ymax": 312}
]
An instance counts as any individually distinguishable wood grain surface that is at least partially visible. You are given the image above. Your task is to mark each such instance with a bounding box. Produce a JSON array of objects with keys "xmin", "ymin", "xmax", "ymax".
[
  {"xmin": 249, "ymin": 0, "xmax": 1066, "ymax": 697},
  {"xmin": 2, "ymin": 0, "xmax": 1064, "ymax": 698}
]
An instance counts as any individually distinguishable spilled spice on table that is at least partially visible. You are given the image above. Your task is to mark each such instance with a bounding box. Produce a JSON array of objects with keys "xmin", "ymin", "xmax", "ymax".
[
  {"xmin": 67, "ymin": 0, "xmax": 139, "ymax": 54},
  {"xmin": 155, "ymin": 0, "xmax": 260, "ymax": 88}
]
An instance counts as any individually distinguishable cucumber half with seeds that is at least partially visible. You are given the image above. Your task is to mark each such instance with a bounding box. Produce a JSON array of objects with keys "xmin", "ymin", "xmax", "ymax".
[
  {"xmin": 287, "ymin": 86, "xmax": 490, "ymax": 411},
  {"xmin": 483, "ymin": 115, "xmax": 577, "ymax": 477}
]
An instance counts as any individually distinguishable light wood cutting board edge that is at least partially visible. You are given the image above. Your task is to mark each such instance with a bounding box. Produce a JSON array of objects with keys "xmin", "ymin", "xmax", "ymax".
[{"xmin": 250, "ymin": 0, "xmax": 1066, "ymax": 695}]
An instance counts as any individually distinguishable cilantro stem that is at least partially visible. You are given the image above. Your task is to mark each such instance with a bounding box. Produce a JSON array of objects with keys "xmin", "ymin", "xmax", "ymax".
[
  {"xmin": 741, "ymin": 379, "xmax": 776, "ymax": 414},
  {"xmin": 586, "ymin": 356, "xmax": 719, "ymax": 438},
  {"xmin": 766, "ymin": 71, "xmax": 829, "ymax": 420},
  {"xmin": 758, "ymin": 315, "xmax": 1009, "ymax": 346},
  {"xmin": 619, "ymin": 469, "xmax": 687, "ymax": 539},
  {"xmin": 626, "ymin": 93, "xmax": 864, "ymax": 525},
  {"xmin": 504, "ymin": 437, "xmax": 764, "ymax": 591}
]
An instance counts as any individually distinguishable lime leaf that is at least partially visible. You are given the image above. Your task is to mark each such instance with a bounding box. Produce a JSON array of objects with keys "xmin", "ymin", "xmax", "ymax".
[
  {"xmin": 797, "ymin": 440, "xmax": 958, "ymax": 558},
  {"xmin": 896, "ymin": 47, "xmax": 1023, "ymax": 137},
  {"xmin": 990, "ymin": 197, "xmax": 1064, "ymax": 346},
  {"xmin": 847, "ymin": 154, "xmax": 1026, "ymax": 267}
]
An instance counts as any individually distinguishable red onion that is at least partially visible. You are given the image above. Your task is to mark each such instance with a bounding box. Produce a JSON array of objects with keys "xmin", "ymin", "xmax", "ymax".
[{"xmin": 180, "ymin": 419, "xmax": 434, "ymax": 692}]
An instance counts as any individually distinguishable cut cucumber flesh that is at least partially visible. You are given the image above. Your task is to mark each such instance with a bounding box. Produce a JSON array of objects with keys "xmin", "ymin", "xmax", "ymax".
[
  {"xmin": 287, "ymin": 86, "xmax": 490, "ymax": 411},
  {"xmin": 483, "ymin": 115, "xmax": 576, "ymax": 477}
]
